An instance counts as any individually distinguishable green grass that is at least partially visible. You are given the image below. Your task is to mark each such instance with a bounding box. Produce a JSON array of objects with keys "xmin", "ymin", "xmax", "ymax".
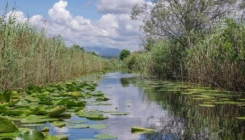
[{"xmin": 0, "ymin": 9, "xmax": 110, "ymax": 90}]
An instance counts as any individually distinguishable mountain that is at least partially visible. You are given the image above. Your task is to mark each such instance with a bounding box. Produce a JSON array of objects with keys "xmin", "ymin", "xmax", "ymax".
[{"xmin": 83, "ymin": 46, "xmax": 121, "ymax": 58}]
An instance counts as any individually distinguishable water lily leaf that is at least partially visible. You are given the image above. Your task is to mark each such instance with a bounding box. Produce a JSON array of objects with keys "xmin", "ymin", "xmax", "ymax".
[
  {"xmin": 110, "ymin": 112, "xmax": 129, "ymax": 115},
  {"xmin": 131, "ymin": 126, "xmax": 155, "ymax": 133},
  {"xmin": 0, "ymin": 103, "xmax": 9, "ymax": 108},
  {"xmin": 95, "ymin": 97, "xmax": 109, "ymax": 101},
  {"xmin": 89, "ymin": 124, "xmax": 107, "ymax": 129},
  {"xmin": 0, "ymin": 116, "xmax": 18, "ymax": 133},
  {"xmin": 79, "ymin": 114, "xmax": 109, "ymax": 120},
  {"xmin": 44, "ymin": 135, "xmax": 59, "ymax": 140},
  {"xmin": 54, "ymin": 134, "xmax": 69, "ymax": 140},
  {"xmin": 15, "ymin": 131, "xmax": 44, "ymax": 140},
  {"xmin": 66, "ymin": 120, "xmax": 86, "ymax": 124},
  {"xmin": 41, "ymin": 127, "xmax": 49, "ymax": 132},
  {"xmin": 94, "ymin": 134, "xmax": 117, "ymax": 139},
  {"xmin": 19, "ymin": 128, "xmax": 34, "ymax": 132},
  {"xmin": 49, "ymin": 106, "xmax": 66, "ymax": 117},
  {"xmin": 21, "ymin": 124, "xmax": 44, "ymax": 127},
  {"xmin": 75, "ymin": 138, "xmax": 99, "ymax": 140},
  {"xmin": 67, "ymin": 124, "xmax": 89, "ymax": 129},
  {"xmin": 31, "ymin": 106, "xmax": 48, "ymax": 115},
  {"xmin": 199, "ymin": 104, "xmax": 215, "ymax": 107},
  {"xmin": 70, "ymin": 92, "xmax": 82, "ymax": 97},
  {"xmin": 21, "ymin": 115, "xmax": 58, "ymax": 124},
  {"xmin": 7, "ymin": 109, "xmax": 28, "ymax": 116},
  {"xmin": 52, "ymin": 121, "xmax": 66, "ymax": 127},
  {"xmin": 76, "ymin": 110, "xmax": 108, "ymax": 120},
  {"xmin": 0, "ymin": 132, "xmax": 19, "ymax": 137}
]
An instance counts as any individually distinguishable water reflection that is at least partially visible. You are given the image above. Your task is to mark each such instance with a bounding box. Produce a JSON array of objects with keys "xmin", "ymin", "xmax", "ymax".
[
  {"xmin": 18, "ymin": 72, "xmax": 245, "ymax": 140},
  {"xmin": 129, "ymin": 78, "xmax": 245, "ymax": 140}
]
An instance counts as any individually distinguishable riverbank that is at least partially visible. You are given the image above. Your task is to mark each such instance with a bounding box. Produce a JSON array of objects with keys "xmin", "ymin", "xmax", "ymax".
[
  {"xmin": 122, "ymin": 19, "xmax": 245, "ymax": 92},
  {"xmin": 0, "ymin": 13, "xmax": 110, "ymax": 91}
]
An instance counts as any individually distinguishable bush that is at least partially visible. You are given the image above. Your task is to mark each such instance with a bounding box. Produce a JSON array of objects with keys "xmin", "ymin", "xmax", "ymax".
[
  {"xmin": 186, "ymin": 18, "xmax": 245, "ymax": 90},
  {"xmin": 119, "ymin": 49, "xmax": 130, "ymax": 60}
]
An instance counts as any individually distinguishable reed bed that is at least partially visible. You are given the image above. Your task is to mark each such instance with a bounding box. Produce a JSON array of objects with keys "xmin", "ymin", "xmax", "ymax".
[
  {"xmin": 123, "ymin": 19, "xmax": 245, "ymax": 91},
  {"xmin": 0, "ymin": 13, "xmax": 110, "ymax": 90}
]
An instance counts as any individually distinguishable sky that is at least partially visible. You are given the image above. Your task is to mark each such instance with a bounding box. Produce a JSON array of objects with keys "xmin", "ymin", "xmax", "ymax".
[{"xmin": 0, "ymin": 0, "xmax": 153, "ymax": 51}]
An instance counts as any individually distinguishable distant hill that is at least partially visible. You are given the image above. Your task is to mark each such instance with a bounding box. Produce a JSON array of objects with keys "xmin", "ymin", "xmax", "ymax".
[{"xmin": 83, "ymin": 46, "xmax": 121, "ymax": 58}]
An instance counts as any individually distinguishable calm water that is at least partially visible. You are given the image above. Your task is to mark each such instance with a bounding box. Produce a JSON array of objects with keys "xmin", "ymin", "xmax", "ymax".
[{"xmin": 46, "ymin": 72, "xmax": 245, "ymax": 140}]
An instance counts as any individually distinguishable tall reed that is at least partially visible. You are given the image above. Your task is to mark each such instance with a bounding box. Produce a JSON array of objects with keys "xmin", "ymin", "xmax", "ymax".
[{"xmin": 0, "ymin": 11, "xmax": 110, "ymax": 90}]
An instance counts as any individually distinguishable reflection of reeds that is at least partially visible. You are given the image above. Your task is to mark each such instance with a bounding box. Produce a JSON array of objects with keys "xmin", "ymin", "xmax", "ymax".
[{"xmin": 0, "ymin": 7, "xmax": 109, "ymax": 90}]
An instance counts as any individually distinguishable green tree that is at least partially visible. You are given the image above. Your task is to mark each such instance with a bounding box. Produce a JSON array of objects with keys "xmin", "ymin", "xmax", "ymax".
[
  {"xmin": 119, "ymin": 49, "xmax": 130, "ymax": 60},
  {"xmin": 70, "ymin": 44, "xmax": 84, "ymax": 52},
  {"xmin": 131, "ymin": 0, "xmax": 240, "ymax": 49}
]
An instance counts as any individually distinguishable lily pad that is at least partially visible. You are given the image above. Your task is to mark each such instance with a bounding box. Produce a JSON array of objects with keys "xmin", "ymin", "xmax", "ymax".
[
  {"xmin": 54, "ymin": 134, "xmax": 70, "ymax": 140},
  {"xmin": 131, "ymin": 126, "xmax": 155, "ymax": 133},
  {"xmin": 94, "ymin": 134, "xmax": 117, "ymax": 139},
  {"xmin": 15, "ymin": 131, "xmax": 44, "ymax": 140},
  {"xmin": 52, "ymin": 121, "xmax": 66, "ymax": 127},
  {"xmin": 76, "ymin": 110, "xmax": 109, "ymax": 120},
  {"xmin": 70, "ymin": 92, "xmax": 82, "ymax": 97},
  {"xmin": 75, "ymin": 138, "xmax": 99, "ymax": 140},
  {"xmin": 0, "ymin": 116, "xmax": 18, "ymax": 133},
  {"xmin": 44, "ymin": 135, "xmax": 59, "ymax": 140},
  {"xmin": 21, "ymin": 124, "xmax": 44, "ymax": 127},
  {"xmin": 49, "ymin": 106, "xmax": 66, "ymax": 117},
  {"xmin": 0, "ymin": 132, "xmax": 19, "ymax": 137},
  {"xmin": 67, "ymin": 124, "xmax": 89, "ymax": 129},
  {"xmin": 21, "ymin": 115, "xmax": 58, "ymax": 124},
  {"xmin": 89, "ymin": 124, "xmax": 107, "ymax": 129},
  {"xmin": 66, "ymin": 120, "xmax": 86, "ymax": 124},
  {"xmin": 110, "ymin": 112, "xmax": 129, "ymax": 115},
  {"xmin": 41, "ymin": 127, "xmax": 49, "ymax": 132}
]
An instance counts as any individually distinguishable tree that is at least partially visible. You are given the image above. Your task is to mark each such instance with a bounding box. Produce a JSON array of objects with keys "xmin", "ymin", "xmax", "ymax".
[
  {"xmin": 131, "ymin": 0, "xmax": 241, "ymax": 50},
  {"xmin": 119, "ymin": 49, "xmax": 130, "ymax": 60},
  {"xmin": 70, "ymin": 44, "xmax": 84, "ymax": 52}
]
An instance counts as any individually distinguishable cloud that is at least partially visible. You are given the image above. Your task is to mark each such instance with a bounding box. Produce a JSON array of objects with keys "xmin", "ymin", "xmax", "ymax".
[
  {"xmin": 96, "ymin": 0, "xmax": 145, "ymax": 14},
  {"xmin": 6, "ymin": 10, "xmax": 27, "ymax": 23},
  {"xmin": 7, "ymin": 0, "xmax": 152, "ymax": 51}
]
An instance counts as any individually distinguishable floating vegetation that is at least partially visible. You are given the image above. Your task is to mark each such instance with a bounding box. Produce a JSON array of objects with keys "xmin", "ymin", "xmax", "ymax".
[
  {"xmin": 48, "ymin": 106, "xmax": 67, "ymax": 117},
  {"xmin": 15, "ymin": 131, "xmax": 44, "ymax": 140},
  {"xmin": 0, "ymin": 116, "xmax": 18, "ymax": 133},
  {"xmin": 76, "ymin": 110, "xmax": 109, "ymax": 120},
  {"xmin": 67, "ymin": 124, "xmax": 89, "ymax": 129},
  {"xmin": 89, "ymin": 124, "xmax": 107, "ymax": 129},
  {"xmin": 131, "ymin": 126, "xmax": 156, "ymax": 133},
  {"xmin": 51, "ymin": 121, "xmax": 66, "ymax": 127},
  {"xmin": 110, "ymin": 111, "xmax": 129, "ymax": 115},
  {"xmin": 66, "ymin": 120, "xmax": 87, "ymax": 124},
  {"xmin": 21, "ymin": 124, "xmax": 44, "ymax": 127},
  {"xmin": 94, "ymin": 134, "xmax": 117, "ymax": 139}
]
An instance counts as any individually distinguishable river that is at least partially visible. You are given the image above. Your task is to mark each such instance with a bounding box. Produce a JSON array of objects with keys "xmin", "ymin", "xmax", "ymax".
[{"xmin": 47, "ymin": 72, "xmax": 245, "ymax": 140}]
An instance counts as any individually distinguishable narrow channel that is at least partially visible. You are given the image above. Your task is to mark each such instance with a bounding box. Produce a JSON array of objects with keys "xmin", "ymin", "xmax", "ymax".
[{"xmin": 50, "ymin": 72, "xmax": 245, "ymax": 140}]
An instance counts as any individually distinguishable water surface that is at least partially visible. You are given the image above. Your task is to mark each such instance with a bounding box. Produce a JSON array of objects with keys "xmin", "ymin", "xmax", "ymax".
[{"xmin": 46, "ymin": 72, "xmax": 245, "ymax": 140}]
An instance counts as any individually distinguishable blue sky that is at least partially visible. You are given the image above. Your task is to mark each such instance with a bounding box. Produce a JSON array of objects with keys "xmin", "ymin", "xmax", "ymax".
[
  {"xmin": 0, "ymin": 0, "xmax": 102, "ymax": 20},
  {"xmin": 0, "ymin": 0, "xmax": 153, "ymax": 51}
]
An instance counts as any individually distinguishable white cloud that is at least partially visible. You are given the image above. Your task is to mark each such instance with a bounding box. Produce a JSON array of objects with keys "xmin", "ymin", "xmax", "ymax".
[
  {"xmin": 96, "ymin": 0, "xmax": 145, "ymax": 14},
  {"xmin": 6, "ymin": 10, "xmax": 27, "ymax": 23},
  {"xmin": 7, "ymin": 0, "xmax": 153, "ymax": 51}
]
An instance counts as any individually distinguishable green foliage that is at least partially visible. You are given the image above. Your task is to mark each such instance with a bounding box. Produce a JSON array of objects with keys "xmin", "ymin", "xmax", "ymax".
[
  {"xmin": 186, "ymin": 18, "xmax": 245, "ymax": 90},
  {"xmin": 119, "ymin": 49, "xmax": 130, "ymax": 60},
  {"xmin": 132, "ymin": 0, "xmax": 239, "ymax": 49},
  {"xmin": 0, "ymin": 8, "xmax": 110, "ymax": 90},
  {"xmin": 70, "ymin": 44, "xmax": 84, "ymax": 52}
]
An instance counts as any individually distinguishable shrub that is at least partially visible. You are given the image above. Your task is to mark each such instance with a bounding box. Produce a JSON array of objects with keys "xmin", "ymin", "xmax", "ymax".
[{"xmin": 119, "ymin": 49, "xmax": 130, "ymax": 60}]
